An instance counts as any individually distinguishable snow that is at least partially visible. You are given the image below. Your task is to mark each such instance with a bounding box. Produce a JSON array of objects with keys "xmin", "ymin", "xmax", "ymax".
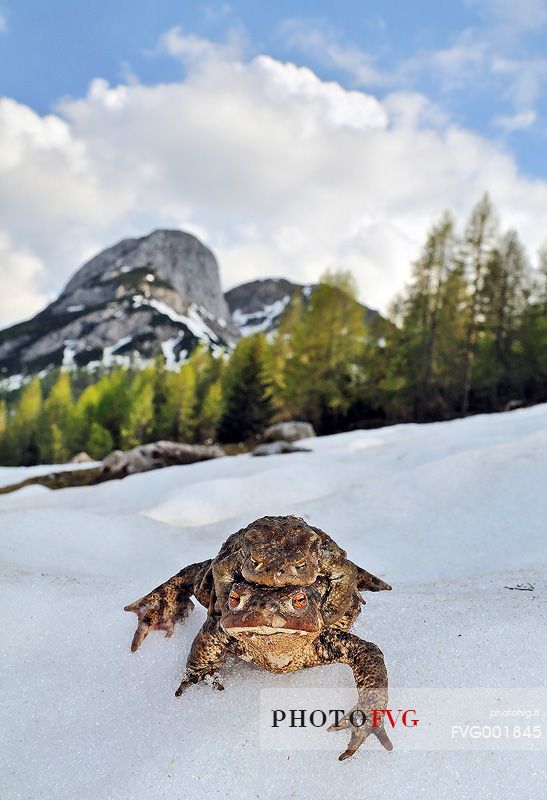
[
  {"xmin": 233, "ymin": 295, "xmax": 291, "ymax": 336},
  {"xmin": 62, "ymin": 339, "xmax": 78, "ymax": 368},
  {"xmin": 67, "ymin": 304, "xmax": 85, "ymax": 312},
  {"xmin": 1, "ymin": 406, "xmax": 545, "ymax": 799},
  {"xmin": 160, "ymin": 335, "xmax": 186, "ymax": 370},
  {"xmin": 0, "ymin": 460, "xmax": 99, "ymax": 489},
  {"xmin": 0, "ymin": 372, "xmax": 25, "ymax": 391},
  {"xmin": 102, "ymin": 335, "xmax": 133, "ymax": 367},
  {"xmin": 136, "ymin": 296, "xmax": 220, "ymax": 344}
]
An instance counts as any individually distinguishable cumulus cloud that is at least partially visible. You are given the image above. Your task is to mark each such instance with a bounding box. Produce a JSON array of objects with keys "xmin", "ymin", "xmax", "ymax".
[
  {"xmin": 1, "ymin": 32, "xmax": 547, "ymax": 328},
  {"xmin": 0, "ymin": 233, "xmax": 50, "ymax": 326}
]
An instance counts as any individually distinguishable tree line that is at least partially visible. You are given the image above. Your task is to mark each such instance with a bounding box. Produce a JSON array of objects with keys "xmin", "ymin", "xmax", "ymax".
[{"xmin": 1, "ymin": 194, "xmax": 546, "ymax": 466}]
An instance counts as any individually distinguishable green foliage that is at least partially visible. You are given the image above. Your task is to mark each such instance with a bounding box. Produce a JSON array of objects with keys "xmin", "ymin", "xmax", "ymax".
[
  {"xmin": 1, "ymin": 194, "xmax": 546, "ymax": 465},
  {"xmin": 218, "ymin": 334, "xmax": 274, "ymax": 443},
  {"xmin": 86, "ymin": 421, "xmax": 114, "ymax": 460},
  {"xmin": 284, "ymin": 271, "xmax": 366, "ymax": 431}
]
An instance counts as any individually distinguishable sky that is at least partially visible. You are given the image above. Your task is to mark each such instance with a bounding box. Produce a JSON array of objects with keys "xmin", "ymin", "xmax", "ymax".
[{"xmin": 1, "ymin": 0, "xmax": 547, "ymax": 327}]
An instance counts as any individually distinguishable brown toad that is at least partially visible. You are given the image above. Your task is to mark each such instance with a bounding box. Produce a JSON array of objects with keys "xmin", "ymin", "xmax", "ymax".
[
  {"xmin": 125, "ymin": 515, "xmax": 391, "ymax": 651},
  {"xmin": 174, "ymin": 578, "xmax": 393, "ymax": 761}
]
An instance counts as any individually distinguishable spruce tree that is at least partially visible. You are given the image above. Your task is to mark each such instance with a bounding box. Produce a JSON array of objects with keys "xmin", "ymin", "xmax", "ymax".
[
  {"xmin": 459, "ymin": 193, "xmax": 499, "ymax": 414},
  {"xmin": 9, "ymin": 377, "xmax": 42, "ymax": 465},
  {"xmin": 395, "ymin": 213, "xmax": 457, "ymax": 420},
  {"xmin": 284, "ymin": 270, "xmax": 366, "ymax": 432},
  {"xmin": 218, "ymin": 334, "xmax": 273, "ymax": 443},
  {"xmin": 86, "ymin": 420, "xmax": 115, "ymax": 460}
]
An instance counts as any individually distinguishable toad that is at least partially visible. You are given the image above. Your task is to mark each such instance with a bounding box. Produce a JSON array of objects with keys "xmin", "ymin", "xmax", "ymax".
[
  {"xmin": 125, "ymin": 515, "xmax": 391, "ymax": 651},
  {"xmin": 174, "ymin": 578, "xmax": 393, "ymax": 761}
]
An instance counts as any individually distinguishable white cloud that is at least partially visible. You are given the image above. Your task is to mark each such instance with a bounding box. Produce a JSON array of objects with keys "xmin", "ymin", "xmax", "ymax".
[
  {"xmin": 492, "ymin": 55, "xmax": 547, "ymax": 110},
  {"xmin": 0, "ymin": 233, "xmax": 50, "ymax": 326},
  {"xmin": 158, "ymin": 24, "xmax": 246, "ymax": 64},
  {"xmin": 280, "ymin": 18, "xmax": 385, "ymax": 86},
  {"xmin": 1, "ymin": 37, "xmax": 547, "ymax": 328},
  {"xmin": 495, "ymin": 109, "xmax": 537, "ymax": 130},
  {"xmin": 281, "ymin": 13, "xmax": 546, "ymax": 131},
  {"xmin": 466, "ymin": 0, "xmax": 547, "ymax": 34}
]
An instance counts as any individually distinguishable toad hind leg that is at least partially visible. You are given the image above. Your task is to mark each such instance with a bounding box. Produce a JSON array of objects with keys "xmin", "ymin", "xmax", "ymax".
[
  {"xmin": 175, "ymin": 617, "xmax": 230, "ymax": 696},
  {"xmin": 124, "ymin": 560, "xmax": 211, "ymax": 652},
  {"xmin": 314, "ymin": 629, "xmax": 393, "ymax": 760},
  {"xmin": 354, "ymin": 563, "xmax": 392, "ymax": 593}
]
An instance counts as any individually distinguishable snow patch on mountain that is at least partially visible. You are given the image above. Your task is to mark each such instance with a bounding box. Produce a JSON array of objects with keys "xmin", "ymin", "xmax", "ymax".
[{"xmin": 232, "ymin": 295, "xmax": 291, "ymax": 336}]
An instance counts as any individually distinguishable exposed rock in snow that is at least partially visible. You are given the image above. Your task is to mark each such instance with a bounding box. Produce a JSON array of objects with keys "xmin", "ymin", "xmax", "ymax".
[
  {"xmin": 70, "ymin": 452, "xmax": 93, "ymax": 464},
  {"xmin": 252, "ymin": 440, "xmax": 313, "ymax": 456},
  {"xmin": 102, "ymin": 441, "xmax": 225, "ymax": 476},
  {"xmin": 263, "ymin": 421, "xmax": 316, "ymax": 442}
]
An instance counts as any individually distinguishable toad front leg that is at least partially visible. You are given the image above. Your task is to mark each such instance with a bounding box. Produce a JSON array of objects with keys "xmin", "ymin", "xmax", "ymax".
[
  {"xmin": 314, "ymin": 629, "xmax": 393, "ymax": 760},
  {"xmin": 322, "ymin": 562, "xmax": 392, "ymax": 625},
  {"xmin": 175, "ymin": 616, "xmax": 231, "ymax": 696},
  {"xmin": 124, "ymin": 561, "xmax": 211, "ymax": 652}
]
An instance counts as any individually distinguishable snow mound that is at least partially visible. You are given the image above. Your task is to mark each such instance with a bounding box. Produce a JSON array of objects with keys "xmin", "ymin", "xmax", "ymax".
[{"xmin": 1, "ymin": 406, "xmax": 546, "ymax": 799}]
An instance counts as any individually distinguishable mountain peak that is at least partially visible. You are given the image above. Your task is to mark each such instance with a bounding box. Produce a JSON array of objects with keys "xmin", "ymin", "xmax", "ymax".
[{"xmin": 0, "ymin": 229, "xmax": 238, "ymax": 378}]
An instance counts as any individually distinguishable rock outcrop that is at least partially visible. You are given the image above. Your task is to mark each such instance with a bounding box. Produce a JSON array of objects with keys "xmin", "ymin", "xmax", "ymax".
[
  {"xmin": 262, "ymin": 421, "xmax": 316, "ymax": 443},
  {"xmin": 0, "ymin": 230, "xmax": 238, "ymax": 378},
  {"xmin": 0, "ymin": 234, "xmax": 385, "ymax": 381},
  {"xmin": 252, "ymin": 441, "xmax": 312, "ymax": 456},
  {"xmin": 102, "ymin": 441, "xmax": 224, "ymax": 476},
  {"xmin": 226, "ymin": 278, "xmax": 380, "ymax": 336}
]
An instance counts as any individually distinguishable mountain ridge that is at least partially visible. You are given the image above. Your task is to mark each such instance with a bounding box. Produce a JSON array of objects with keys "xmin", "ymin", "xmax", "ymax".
[{"xmin": 0, "ymin": 230, "xmax": 381, "ymax": 382}]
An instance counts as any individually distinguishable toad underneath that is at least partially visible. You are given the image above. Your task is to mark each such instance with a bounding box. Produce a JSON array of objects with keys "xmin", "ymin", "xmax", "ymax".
[
  {"xmin": 125, "ymin": 515, "xmax": 391, "ymax": 652},
  {"xmin": 174, "ymin": 578, "xmax": 393, "ymax": 761}
]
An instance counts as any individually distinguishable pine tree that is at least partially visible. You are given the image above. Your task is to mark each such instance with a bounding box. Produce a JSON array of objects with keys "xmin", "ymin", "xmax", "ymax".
[
  {"xmin": 0, "ymin": 398, "xmax": 6, "ymax": 439},
  {"xmin": 86, "ymin": 420, "xmax": 115, "ymax": 460},
  {"xmin": 121, "ymin": 370, "xmax": 155, "ymax": 448},
  {"xmin": 36, "ymin": 371, "xmax": 74, "ymax": 462},
  {"xmin": 218, "ymin": 334, "xmax": 274, "ymax": 442},
  {"xmin": 94, "ymin": 369, "xmax": 132, "ymax": 448},
  {"xmin": 459, "ymin": 194, "xmax": 499, "ymax": 414},
  {"xmin": 394, "ymin": 213, "xmax": 457, "ymax": 420},
  {"xmin": 196, "ymin": 378, "xmax": 223, "ymax": 442},
  {"xmin": 9, "ymin": 377, "xmax": 42, "ymax": 465},
  {"xmin": 477, "ymin": 229, "xmax": 530, "ymax": 407},
  {"xmin": 284, "ymin": 270, "xmax": 366, "ymax": 432}
]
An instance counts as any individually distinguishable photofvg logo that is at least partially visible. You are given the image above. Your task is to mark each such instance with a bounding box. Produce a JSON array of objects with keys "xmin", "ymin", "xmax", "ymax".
[
  {"xmin": 259, "ymin": 687, "xmax": 546, "ymax": 751},
  {"xmin": 271, "ymin": 707, "xmax": 419, "ymax": 730}
]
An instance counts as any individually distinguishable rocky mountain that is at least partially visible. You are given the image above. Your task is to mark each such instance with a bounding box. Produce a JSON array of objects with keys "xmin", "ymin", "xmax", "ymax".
[
  {"xmin": 0, "ymin": 230, "xmax": 382, "ymax": 382},
  {"xmin": 0, "ymin": 230, "xmax": 239, "ymax": 379},
  {"xmin": 225, "ymin": 278, "xmax": 380, "ymax": 336}
]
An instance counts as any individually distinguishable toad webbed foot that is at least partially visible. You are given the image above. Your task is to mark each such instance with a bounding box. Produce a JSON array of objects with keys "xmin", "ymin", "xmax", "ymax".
[
  {"xmin": 124, "ymin": 563, "xmax": 208, "ymax": 651},
  {"xmin": 328, "ymin": 702, "xmax": 393, "ymax": 760},
  {"xmin": 175, "ymin": 671, "xmax": 225, "ymax": 696}
]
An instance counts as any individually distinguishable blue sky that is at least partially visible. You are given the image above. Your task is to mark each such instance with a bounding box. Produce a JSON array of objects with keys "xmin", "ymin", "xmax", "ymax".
[
  {"xmin": 0, "ymin": 0, "xmax": 546, "ymax": 326},
  {"xmin": 2, "ymin": 0, "xmax": 545, "ymax": 175}
]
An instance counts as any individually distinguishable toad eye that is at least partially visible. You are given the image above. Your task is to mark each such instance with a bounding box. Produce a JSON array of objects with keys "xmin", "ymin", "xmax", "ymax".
[
  {"xmin": 294, "ymin": 560, "xmax": 306, "ymax": 570},
  {"xmin": 249, "ymin": 557, "xmax": 262, "ymax": 569},
  {"xmin": 228, "ymin": 591, "xmax": 241, "ymax": 609},
  {"xmin": 292, "ymin": 592, "xmax": 307, "ymax": 609}
]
